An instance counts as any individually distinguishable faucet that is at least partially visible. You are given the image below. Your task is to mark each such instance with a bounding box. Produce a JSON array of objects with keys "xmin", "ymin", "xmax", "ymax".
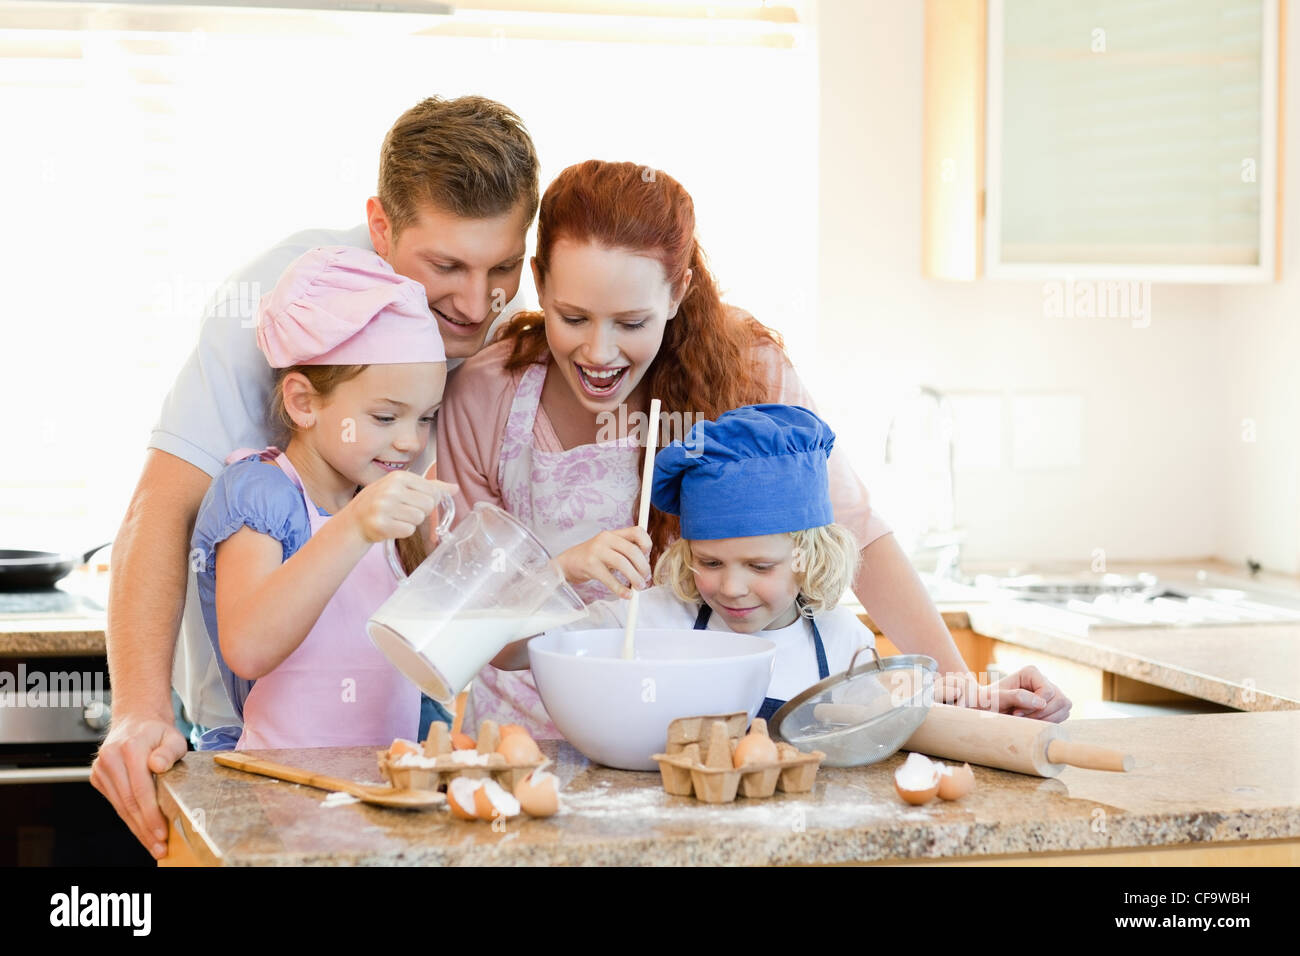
[{"xmin": 884, "ymin": 386, "xmax": 963, "ymax": 581}]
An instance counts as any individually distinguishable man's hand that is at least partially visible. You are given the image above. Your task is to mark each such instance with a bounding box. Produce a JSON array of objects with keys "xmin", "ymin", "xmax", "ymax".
[{"xmin": 90, "ymin": 712, "xmax": 189, "ymax": 859}]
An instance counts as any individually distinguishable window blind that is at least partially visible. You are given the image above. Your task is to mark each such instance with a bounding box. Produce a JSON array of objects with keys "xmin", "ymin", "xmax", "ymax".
[{"xmin": 0, "ymin": 5, "xmax": 816, "ymax": 550}]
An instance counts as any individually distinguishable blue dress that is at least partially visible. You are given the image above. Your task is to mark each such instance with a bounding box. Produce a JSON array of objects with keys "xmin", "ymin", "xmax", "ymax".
[{"xmin": 189, "ymin": 453, "xmax": 450, "ymax": 749}]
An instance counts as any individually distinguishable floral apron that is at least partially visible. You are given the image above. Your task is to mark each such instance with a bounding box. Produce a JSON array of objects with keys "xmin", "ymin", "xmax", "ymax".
[{"xmin": 463, "ymin": 361, "xmax": 641, "ymax": 738}]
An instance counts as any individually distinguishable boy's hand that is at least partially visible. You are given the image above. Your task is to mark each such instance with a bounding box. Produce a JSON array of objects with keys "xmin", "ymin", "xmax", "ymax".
[
  {"xmin": 343, "ymin": 471, "xmax": 457, "ymax": 543},
  {"xmin": 557, "ymin": 527, "xmax": 653, "ymax": 599}
]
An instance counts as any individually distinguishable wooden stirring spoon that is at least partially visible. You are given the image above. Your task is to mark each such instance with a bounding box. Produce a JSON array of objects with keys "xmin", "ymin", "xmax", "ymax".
[{"xmin": 215, "ymin": 752, "xmax": 444, "ymax": 810}]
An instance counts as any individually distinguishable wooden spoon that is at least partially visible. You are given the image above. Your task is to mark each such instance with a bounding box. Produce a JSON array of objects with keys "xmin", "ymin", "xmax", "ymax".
[
  {"xmin": 622, "ymin": 396, "xmax": 662, "ymax": 660},
  {"xmin": 214, "ymin": 752, "xmax": 444, "ymax": 810}
]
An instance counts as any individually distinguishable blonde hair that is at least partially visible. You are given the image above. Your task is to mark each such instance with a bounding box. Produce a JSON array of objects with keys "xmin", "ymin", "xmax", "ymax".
[
  {"xmin": 378, "ymin": 96, "xmax": 540, "ymax": 236},
  {"xmin": 653, "ymin": 524, "xmax": 861, "ymax": 618},
  {"xmin": 267, "ymin": 364, "xmax": 429, "ymax": 575}
]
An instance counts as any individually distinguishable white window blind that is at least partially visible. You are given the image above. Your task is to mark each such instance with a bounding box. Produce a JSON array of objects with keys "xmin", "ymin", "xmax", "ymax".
[{"xmin": 0, "ymin": 5, "xmax": 816, "ymax": 553}]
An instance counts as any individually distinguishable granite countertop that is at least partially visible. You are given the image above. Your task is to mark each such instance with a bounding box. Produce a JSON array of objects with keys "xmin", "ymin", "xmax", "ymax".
[
  {"xmin": 157, "ymin": 710, "xmax": 1300, "ymax": 866},
  {"xmin": 850, "ymin": 559, "xmax": 1300, "ymax": 712},
  {"xmin": 0, "ymin": 568, "xmax": 108, "ymax": 657}
]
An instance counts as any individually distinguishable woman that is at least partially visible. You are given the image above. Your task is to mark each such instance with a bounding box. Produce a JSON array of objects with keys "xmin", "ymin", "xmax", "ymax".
[{"xmin": 437, "ymin": 160, "xmax": 1069, "ymax": 735}]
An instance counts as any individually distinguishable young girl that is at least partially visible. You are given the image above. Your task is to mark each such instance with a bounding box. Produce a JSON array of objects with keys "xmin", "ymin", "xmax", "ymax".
[
  {"xmin": 490, "ymin": 404, "xmax": 875, "ymax": 725},
  {"xmin": 190, "ymin": 246, "xmax": 455, "ymax": 750}
]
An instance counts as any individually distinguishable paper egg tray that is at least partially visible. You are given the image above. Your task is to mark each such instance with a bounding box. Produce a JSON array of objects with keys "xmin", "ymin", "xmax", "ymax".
[
  {"xmin": 652, "ymin": 714, "xmax": 824, "ymax": 805},
  {"xmin": 377, "ymin": 720, "xmax": 543, "ymax": 794}
]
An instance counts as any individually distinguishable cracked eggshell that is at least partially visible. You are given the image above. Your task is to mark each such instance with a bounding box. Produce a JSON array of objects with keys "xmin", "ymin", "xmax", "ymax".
[
  {"xmin": 894, "ymin": 752, "xmax": 942, "ymax": 806},
  {"xmin": 514, "ymin": 770, "xmax": 560, "ymax": 817},
  {"xmin": 937, "ymin": 762, "xmax": 975, "ymax": 800},
  {"xmin": 387, "ymin": 738, "xmax": 422, "ymax": 760},
  {"xmin": 473, "ymin": 778, "xmax": 521, "ymax": 820},
  {"xmin": 447, "ymin": 777, "xmax": 483, "ymax": 820}
]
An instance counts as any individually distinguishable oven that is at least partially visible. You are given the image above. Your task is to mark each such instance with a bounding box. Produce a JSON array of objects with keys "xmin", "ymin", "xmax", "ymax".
[
  {"xmin": 0, "ymin": 653, "xmax": 110, "ymax": 783},
  {"xmin": 0, "ymin": 587, "xmax": 150, "ymax": 864}
]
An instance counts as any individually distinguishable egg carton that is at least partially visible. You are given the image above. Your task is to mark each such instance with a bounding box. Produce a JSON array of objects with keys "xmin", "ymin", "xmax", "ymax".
[
  {"xmin": 652, "ymin": 715, "xmax": 824, "ymax": 804},
  {"xmin": 377, "ymin": 719, "xmax": 543, "ymax": 793}
]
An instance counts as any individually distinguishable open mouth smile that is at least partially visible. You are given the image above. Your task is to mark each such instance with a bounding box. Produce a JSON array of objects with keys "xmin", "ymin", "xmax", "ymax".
[{"xmin": 575, "ymin": 363, "xmax": 629, "ymax": 397}]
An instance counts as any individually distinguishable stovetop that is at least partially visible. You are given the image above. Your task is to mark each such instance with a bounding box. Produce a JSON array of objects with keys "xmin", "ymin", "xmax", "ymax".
[{"xmin": 0, "ymin": 589, "xmax": 104, "ymax": 617}]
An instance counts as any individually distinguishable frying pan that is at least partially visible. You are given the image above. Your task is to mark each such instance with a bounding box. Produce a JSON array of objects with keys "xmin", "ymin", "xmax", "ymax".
[{"xmin": 0, "ymin": 543, "xmax": 111, "ymax": 591}]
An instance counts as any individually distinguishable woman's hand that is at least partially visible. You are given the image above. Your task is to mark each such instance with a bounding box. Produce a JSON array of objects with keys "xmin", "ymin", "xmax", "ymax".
[
  {"xmin": 557, "ymin": 527, "xmax": 653, "ymax": 599},
  {"xmin": 935, "ymin": 666, "xmax": 1072, "ymax": 723},
  {"xmin": 342, "ymin": 471, "xmax": 458, "ymax": 544}
]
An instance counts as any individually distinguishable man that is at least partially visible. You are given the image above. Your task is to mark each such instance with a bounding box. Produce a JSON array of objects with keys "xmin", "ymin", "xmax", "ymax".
[{"xmin": 90, "ymin": 95, "xmax": 540, "ymax": 859}]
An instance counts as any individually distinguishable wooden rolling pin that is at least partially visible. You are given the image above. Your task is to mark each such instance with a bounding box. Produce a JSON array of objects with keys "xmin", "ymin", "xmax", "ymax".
[{"xmin": 902, "ymin": 703, "xmax": 1134, "ymax": 778}]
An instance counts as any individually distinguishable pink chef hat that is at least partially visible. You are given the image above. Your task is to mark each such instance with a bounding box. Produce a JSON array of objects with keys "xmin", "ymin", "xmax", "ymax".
[{"xmin": 255, "ymin": 246, "xmax": 446, "ymax": 368}]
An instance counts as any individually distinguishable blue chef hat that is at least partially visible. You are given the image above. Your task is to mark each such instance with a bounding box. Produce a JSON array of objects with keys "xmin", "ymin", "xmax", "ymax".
[{"xmin": 651, "ymin": 404, "xmax": 835, "ymax": 540}]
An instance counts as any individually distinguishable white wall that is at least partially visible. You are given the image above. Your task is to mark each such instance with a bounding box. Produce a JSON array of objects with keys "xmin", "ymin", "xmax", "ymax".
[
  {"xmin": 813, "ymin": 0, "xmax": 1296, "ymax": 570},
  {"xmin": 1217, "ymin": 1, "xmax": 1300, "ymax": 574}
]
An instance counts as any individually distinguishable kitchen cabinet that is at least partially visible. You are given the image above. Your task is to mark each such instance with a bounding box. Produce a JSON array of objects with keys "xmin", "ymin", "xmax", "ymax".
[{"xmin": 923, "ymin": 0, "xmax": 1286, "ymax": 282}]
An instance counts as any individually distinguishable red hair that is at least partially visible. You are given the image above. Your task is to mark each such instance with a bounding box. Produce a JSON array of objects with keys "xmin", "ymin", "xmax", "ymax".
[{"xmin": 496, "ymin": 160, "xmax": 783, "ymax": 565}]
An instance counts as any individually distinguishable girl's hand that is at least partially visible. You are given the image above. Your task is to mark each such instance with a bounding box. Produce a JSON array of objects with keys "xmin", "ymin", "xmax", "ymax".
[
  {"xmin": 343, "ymin": 471, "xmax": 458, "ymax": 544},
  {"xmin": 557, "ymin": 527, "xmax": 653, "ymax": 599},
  {"xmin": 936, "ymin": 667, "xmax": 1071, "ymax": 723}
]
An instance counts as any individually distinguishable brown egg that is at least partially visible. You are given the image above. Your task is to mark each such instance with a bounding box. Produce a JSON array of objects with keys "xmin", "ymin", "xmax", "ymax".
[
  {"xmin": 497, "ymin": 732, "xmax": 543, "ymax": 764},
  {"xmin": 499, "ymin": 724, "xmax": 528, "ymax": 739},
  {"xmin": 893, "ymin": 752, "xmax": 942, "ymax": 806},
  {"xmin": 514, "ymin": 770, "xmax": 560, "ymax": 817},
  {"xmin": 447, "ymin": 777, "xmax": 482, "ymax": 820},
  {"xmin": 732, "ymin": 732, "xmax": 779, "ymax": 768},
  {"xmin": 937, "ymin": 762, "xmax": 976, "ymax": 801},
  {"xmin": 451, "ymin": 732, "xmax": 477, "ymax": 750}
]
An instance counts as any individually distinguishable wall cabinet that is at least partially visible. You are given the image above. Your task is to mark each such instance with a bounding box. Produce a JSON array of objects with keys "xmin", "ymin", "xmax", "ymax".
[{"xmin": 924, "ymin": 0, "xmax": 1286, "ymax": 282}]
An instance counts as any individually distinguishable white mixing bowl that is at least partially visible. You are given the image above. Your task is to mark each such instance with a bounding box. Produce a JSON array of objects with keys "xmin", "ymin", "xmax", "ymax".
[{"xmin": 528, "ymin": 628, "xmax": 777, "ymax": 770}]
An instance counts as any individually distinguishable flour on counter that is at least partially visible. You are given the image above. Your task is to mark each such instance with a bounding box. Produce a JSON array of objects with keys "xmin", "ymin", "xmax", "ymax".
[{"xmin": 322, "ymin": 791, "xmax": 362, "ymax": 808}]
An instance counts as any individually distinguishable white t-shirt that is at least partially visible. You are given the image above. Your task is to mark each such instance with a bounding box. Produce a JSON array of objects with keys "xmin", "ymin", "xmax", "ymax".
[
  {"xmin": 150, "ymin": 224, "xmax": 520, "ymax": 730},
  {"xmin": 577, "ymin": 587, "xmax": 875, "ymax": 701}
]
